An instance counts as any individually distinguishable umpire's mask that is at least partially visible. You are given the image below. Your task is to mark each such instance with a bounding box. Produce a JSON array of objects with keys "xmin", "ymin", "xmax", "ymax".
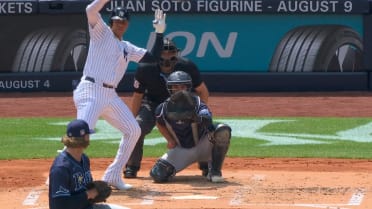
[{"xmin": 159, "ymin": 39, "xmax": 179, "ymax": 74}]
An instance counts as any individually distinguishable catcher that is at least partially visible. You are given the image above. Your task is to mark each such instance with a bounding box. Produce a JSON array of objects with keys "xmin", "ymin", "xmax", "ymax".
[
  {"xmin": 49, "ymin": 119, "xmax": 124, "ymax": 209},
  {"xmin": 150, "ymin": 71, "xmax": 232, "ymax": 183}
]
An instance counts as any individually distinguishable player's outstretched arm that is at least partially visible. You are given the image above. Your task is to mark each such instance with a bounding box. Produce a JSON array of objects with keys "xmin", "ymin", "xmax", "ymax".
[
  {"xmin": 153, "ymin": 9, "xmax": 166, "ymax": 34},
  {"xmin": 86, "ymin": 0, "xmax": 110, "ymax": 27},
  {"xmin": 139, "ymin": 9, "xmax": 166, "ymax": 63}
]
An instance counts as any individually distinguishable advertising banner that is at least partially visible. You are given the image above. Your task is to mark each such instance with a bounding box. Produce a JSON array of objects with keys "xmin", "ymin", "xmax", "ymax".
[{"xmin": 0, "ymin": 0, "xmax": 370, "ymax": 92}]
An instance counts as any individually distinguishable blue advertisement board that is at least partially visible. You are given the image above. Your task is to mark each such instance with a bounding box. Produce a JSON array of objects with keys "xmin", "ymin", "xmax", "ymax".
[
  {"xmin": 116, "ymin": 14, "xmax": 363, "ymax": 72},
  {"xmin": 0, "ymin": 0, "xmax": 371, "ymax": 92}
]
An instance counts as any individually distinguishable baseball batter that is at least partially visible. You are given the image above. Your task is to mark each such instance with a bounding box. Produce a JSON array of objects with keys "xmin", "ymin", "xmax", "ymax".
[
  {"xmin": 150, "ymin": 71, "xmax": 232, "ymax": 183},
  {"xmin": 73, "ymin": 0, "xmax": 166, "ymax": 190},
  {"xmin": 125, "ymin": 39, "xmax": 210, "ymax": 178}
]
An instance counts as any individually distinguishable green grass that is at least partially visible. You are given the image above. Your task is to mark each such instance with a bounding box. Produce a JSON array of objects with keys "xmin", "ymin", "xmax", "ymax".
[
  {"xmin": 230, "ymin": 138, "xmax": 371, "ymax": 158},
  {"xmin": 1, "ymin": 117, "xmax": 372, "ymax": 160}
]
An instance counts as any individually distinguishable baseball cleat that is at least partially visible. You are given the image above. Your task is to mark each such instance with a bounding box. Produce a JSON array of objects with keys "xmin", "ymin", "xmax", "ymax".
[
  {"xmin": 124, "ymin": 167, "xmax": 138, "ymax": 178},
  {"xmin": 201, "ymin": 169, "xmax": 209, "ymax": 177},
  {"xmin": 210, "ymin": 175, "xmax": 224, "ymax": 183},
  {"xmin": 207, "ymin": 173, "xmax": 225, "ymax": 183},
  {"xmin": 109, "ymin": 182, "xmax": 133, "ymax": 190},
  {"xmin": 104, "ymin": 178, "xmax": 133, "ymax": 190}
]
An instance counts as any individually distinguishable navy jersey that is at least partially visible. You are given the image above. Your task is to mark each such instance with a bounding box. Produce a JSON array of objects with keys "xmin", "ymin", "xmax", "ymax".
[
  {"xmin": 49, "ymin": 151, "xmax": 93, "ymax": 209},
  {"xmin": 133, "ymin": 57, "xmax": 203, "ymax": 104},
  {"xmin": 155, "ymin": 95, "xmax": 212, "ymax": 148}
]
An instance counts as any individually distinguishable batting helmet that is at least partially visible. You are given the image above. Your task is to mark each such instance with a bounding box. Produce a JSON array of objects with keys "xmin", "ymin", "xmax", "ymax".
[
  {"xmin": 109, "ymin": 7, "xmax": 130, "ymax": 25},
  {"xmin": 166, "ymin": 71, "xmax": 192, "ymax": 94}
]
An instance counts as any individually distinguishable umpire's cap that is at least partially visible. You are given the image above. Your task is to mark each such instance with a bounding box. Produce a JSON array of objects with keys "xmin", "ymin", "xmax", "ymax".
[
  {"xmin": 163, "ymin": 38, "xmax": 178, "ymax": 51},
  {"xmin": 111, "ymin": 7, "xmax": 130, "ymax": 21}
]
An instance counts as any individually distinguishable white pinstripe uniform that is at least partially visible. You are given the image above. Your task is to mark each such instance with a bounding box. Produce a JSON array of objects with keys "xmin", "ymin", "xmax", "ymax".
[{"xmin": 73, "ymin": 0, "xmax": 144, "ymax": 188}]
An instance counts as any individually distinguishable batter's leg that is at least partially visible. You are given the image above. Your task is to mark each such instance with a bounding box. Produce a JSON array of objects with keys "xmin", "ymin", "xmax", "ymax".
[
  {"xmin": 101, "ymin": 96, "xmax": 141, "ymax": 190},
  {"xmin": 73, "ymin": 83, "xmax": 104, "ymax": 131}
]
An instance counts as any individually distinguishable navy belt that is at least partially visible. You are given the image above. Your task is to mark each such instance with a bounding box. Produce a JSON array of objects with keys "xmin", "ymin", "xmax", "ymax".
[{"xmin": 85, "ymin": 76, "xmax": 114, "ymax": 89}]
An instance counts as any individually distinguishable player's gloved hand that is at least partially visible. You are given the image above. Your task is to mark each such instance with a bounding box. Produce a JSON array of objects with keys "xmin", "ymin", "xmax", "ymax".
[
  {"xmin": 86, "ymin": 180, "xmax": 112, "ymax": 203},
  {"xmin": 153, "ymin": 9, "xmax": 166, "ymax": 33}
]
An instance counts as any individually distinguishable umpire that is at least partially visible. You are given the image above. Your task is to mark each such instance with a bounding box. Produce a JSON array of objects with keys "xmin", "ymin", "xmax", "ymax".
[{"xmin": 124, "ymin": 38, "xmax": 210, "ymax": 178}]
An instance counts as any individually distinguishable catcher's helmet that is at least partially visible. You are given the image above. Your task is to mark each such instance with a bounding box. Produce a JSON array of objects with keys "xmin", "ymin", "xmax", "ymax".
[
  {"xmin": 110, "ymin": 7, "xmax": 130, "ymax": 25},
  {"xmin": 167, "ymin": 71, "xmax": 192, "ymax": 94}
]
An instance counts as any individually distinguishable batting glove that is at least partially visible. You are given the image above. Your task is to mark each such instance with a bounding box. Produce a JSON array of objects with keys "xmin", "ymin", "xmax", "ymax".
[{"xmin": 153, "ymin": 9, "xmax": 166, "ymax": 33}]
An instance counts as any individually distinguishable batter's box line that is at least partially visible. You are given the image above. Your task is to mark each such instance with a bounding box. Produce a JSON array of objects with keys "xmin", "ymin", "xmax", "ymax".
[
  {"xmin": 233, "ymin": 188, "xmax": 365, "ymax": 209},
  {"xmin": 23, "ymin": 187, "xmax": 47, "ymax": 206},
  {"xmin": 348, "ymin": 188, "xmax": 365, "ymax": 205},
  {"xmin": 230, "ymin": 174, "xmax": 266, "ymax": 206}
]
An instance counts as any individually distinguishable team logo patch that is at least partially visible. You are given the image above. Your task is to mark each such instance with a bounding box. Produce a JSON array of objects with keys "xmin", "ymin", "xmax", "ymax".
[
  {"xmin": 176, "ymin": 120, "xmax": 184, "ymax": 125},
  {"xmin": 80, "ymin": 129, "xmax": 85, "ymax": 136},
  {"xmin": 123, "ymin": 49, "xmax": 128, "ymax": 61},
  {"xmin": 133, "ymin": 79, "xmax": 140, "ymax": 89},
  {"xmin": 56, "ymin": 186, "xmax": 69, "ymax": 195}
]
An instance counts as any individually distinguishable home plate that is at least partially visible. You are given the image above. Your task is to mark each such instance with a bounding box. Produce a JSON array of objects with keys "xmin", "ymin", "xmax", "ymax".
[{"xmin": 171, "ymin": 195, "xmax": 218, "ymax": 200}]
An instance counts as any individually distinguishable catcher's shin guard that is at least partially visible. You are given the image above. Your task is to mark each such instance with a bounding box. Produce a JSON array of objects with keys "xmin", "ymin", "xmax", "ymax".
[
  {"xmin": 198, "ymin": 161, "xmax": 209, "ymax": 177},
  {"xmin": 209, "ymin": 124, "xmax": 231, "ymax": 182},
  {"xmin": 212, "ymin": 123, "xmax": 232, "ymax": 146},
  {"xmin": 150, "ymin": 159, "xmax": 176, "ymax": 183}
]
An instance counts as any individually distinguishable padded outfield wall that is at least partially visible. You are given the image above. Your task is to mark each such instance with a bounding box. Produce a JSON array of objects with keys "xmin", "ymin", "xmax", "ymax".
[{"xmin": 1, "ymin": 0, "xmax": 372, "ymax": 92}]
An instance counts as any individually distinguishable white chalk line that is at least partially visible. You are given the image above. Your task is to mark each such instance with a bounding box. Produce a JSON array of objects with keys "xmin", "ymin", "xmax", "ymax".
[
  {"xmin": 230, "ymin": 174, "xmax": 266, "ymax": 206},
  {"xmin": 23, "ymin": 188, "xmax": 43, "ymax": 206},
  {"xmin": 229, "ymin": 173, "xmax": 365, "ymax": 209},
  {"xmin": 23, "ymin": 176, "xmax": 49, "ymax": 207},
  {"xmin": 348, "ymin": 188, "xmax": 365, "ymax": 205},
  {"xmin": 24, "ymin": 176, "xmax": 366, "ymax": 209},
  {"xmin": 140, "ymin": 192, "xmax": 156, "ymax": 205},
  {"xmin": 124, "ymin": 176, "xmax": 365, "ymax": 208},
  {"xmin": 232, "ymin": 188, "xmax": 365, "ymax": 209}
]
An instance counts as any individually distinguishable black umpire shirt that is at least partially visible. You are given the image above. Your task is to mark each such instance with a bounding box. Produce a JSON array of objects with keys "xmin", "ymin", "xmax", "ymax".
[{"xmin": 133, "ymin": 57, "xmax": 203, "ymax": 104}]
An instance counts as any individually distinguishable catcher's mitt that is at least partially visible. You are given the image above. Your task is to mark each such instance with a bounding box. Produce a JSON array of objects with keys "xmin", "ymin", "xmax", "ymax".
[
  {"xmin": 86, "ymin": 180, "xmax": 112, "ymax": 203},
  {"xmin": 165, "ymin": 90, "xmax": 197, "ymax": 121}
]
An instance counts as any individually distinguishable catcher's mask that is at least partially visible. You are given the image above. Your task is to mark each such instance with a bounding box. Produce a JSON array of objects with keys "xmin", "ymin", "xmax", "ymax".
[
  {"xmin": 166, "ymin": 71, "xmax": 192, "ymax": 95},
  {"xmin": 159, "ymin": 39, "xmax": 179, "ymax": 74},
  {"xmin": 165, "ymin": 90, "xmax": 198, "ymax": 122},
  {"xmin": 109, "ymin": 7, "xmax": 130, "ymax": 26}
]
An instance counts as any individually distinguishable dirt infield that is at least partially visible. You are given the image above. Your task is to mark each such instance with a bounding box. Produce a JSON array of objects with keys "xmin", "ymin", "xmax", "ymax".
[{"xmin": 2, "ymin": 91, "xmax": 372, "ymax": 209}]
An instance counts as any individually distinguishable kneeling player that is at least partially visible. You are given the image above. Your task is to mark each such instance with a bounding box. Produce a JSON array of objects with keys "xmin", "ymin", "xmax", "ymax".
[{"xmin": 150, "ymin": 71, "xmax": 231, "ymax": 183}]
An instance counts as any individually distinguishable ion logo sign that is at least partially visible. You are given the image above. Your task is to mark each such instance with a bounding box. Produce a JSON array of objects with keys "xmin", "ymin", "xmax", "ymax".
[{"xmin": 147, "ymin": 31, "xmax": 238, "ymax": 58}]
